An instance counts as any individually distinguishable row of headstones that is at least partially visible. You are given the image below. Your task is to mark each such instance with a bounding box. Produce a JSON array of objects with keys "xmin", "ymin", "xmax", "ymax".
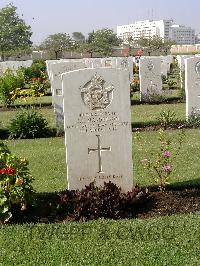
[
  {"xmin": 46, "ymin": 57, "xmax": 134, "ymax": 127},
  {"xmin": 0, "ymin": 60, "xmax": 33, "ymax": 76},
  {"xmin": 139, "ymin": 55, "xmax": 173, "ymax": 101},
  {"xmin": 46, "ymin": 58, "xmax": 134, "ymax": 191},
  {"xmin": 46, "ymin": 55, "xmax": 200, "ymax": 192},
  {"xmin": 169, "ymin": 54, "xmax": 200, "ymax": 117},
  {"xmin": 47, "ymin": 56, "xmax": 174, "ymax": 127},
  {"xmin": 139, "ymin": 55, "xmax": 200, "ymax": 118}
]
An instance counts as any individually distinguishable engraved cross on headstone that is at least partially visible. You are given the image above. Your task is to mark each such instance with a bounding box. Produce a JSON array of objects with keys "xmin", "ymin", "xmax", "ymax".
[{"xmin": 88, "ymin": 135, "xmax": 111, "ymax": 173}]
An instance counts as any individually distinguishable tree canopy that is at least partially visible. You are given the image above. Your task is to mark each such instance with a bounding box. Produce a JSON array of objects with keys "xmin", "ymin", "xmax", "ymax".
[
  {"xmin": 40, "ymin": 33, "xmax": 73, "ymax": 59},
  {"xmin": 77, "ymin": 28, "xmax": 122, "ymax": 57},
  {"xmin": 0, "ymin": 4, "xmax": 32, "ymax": 60},
  {"xmin": 133, "ymin": 36, "xmax": 176, "ymax": 56}
]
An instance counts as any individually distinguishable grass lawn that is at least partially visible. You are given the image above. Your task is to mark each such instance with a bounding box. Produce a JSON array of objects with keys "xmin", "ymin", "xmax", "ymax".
[
  {"xmin": 0, "ymin": 107, "xmax": 56, "ymax": 129},
  {"xmin": 1, "ymin": 102, "xmax": 186, "ymax": 130},
  {"xmin": 0, "ymin": 102, "xmax": 199, "ymax": 265},
  {"xmin": 0, "ymin": 214, "xmax": 199, "ymax": 265},
  {"xmin": 132, "ymin": 102, "xmax": 185, "ymax": 127},
  {"xmin": 2, "ymin": 128, "xmax": 199, "ymax": 192},
  {"xmin": 5, "ymin": 137, "xmax": 67, "ymax": 192},
  {"xmin": 134, "ymin": 128, "xmax": 200, "ymax": 187}
]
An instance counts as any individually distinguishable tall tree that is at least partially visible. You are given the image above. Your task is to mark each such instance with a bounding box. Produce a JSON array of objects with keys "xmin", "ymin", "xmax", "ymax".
[
  {"xmin": 78, "ymin": 28, "xmax": 121, "ymax": 57},
  {"xmin": 135, "ymin": 36, "xmax": 175, "ymax": 56},
  {"xmin": 0, "ymin": 4, "xmax": 32, "ymax": 60},
  {"xmin": 40, "ymin": 33, "xmax": 73, "ymax": 59}
]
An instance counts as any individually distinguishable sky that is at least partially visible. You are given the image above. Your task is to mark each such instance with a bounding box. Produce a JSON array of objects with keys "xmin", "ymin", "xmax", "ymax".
[{"xmin": 0, "ymin": 0, "xmax": 200, "ymax": 44}]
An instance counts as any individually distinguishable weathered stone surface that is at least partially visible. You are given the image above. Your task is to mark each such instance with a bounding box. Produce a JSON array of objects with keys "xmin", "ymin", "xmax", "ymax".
[
  {"xmin": 139, "ymin": 56, "xmax": 162, "ymax": 101},
  {"xmin": 160, "ymin": 55, "xmax": 173, "ymax": 77},
  {"xmin": 0, "ymin": 60, "xmax": 33, "ymax": 76},
  {"xmin": 84, "ymin": 57, "xmax": 133, "ymax": 80},
  {"xmin": 62, "ymin": 68, "xmax": 133, "ymax": 191},
  {"xmin": 185, "ymin": 56, "xmax": 200, "ymax": 117},
  {"xmin": 47, "ymin": 60, "xmax": 86, "ymax": 126}
]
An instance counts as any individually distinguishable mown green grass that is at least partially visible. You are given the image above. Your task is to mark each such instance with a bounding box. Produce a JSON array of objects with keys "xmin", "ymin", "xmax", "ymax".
[
  {"xmin": 132, "ymin": 102, "xmax": 185, "ymax": 127},
  {"xmin": 0, "ymin": 214, "xmax": 199, "ymax": 265},
  {"xmin": 0, "ymin": 102, "xmax": 186, "ymax": 130},
  {"xmin": 0, "ymin": 107, "xmax": 199, "ymax": 265},
  {"xmin": 133, "ymin": 129, "xmax": 200, "ymax": 187},
  {"xmin": 3, "ymin": 128, "xmax": 200, "ymax": 192},
  {"xmin": 5, "ymin": 137, "xmax": 67, "ymax": 192},
  {"xmin": 0, "ymin": 107, "xmax": 55, "ymax": 129}
]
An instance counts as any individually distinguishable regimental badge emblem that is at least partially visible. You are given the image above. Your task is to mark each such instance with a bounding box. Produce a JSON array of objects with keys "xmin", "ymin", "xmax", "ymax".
[
  {"xmin": 147, "ymin": 60, "xmax": 154, "ymax": 71},
  {"xmin": 80, "ymin": 73, "xmax": 114, "ymax": 110},
  {"xmin": 195, "ymin": 61, "xmax": 200, "ymax": 75}
]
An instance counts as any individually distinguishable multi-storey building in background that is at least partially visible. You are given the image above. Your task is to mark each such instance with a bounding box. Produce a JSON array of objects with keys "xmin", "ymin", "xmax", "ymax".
[
  {"xmin": 169, "ymin": 25, "xmax": 195, "ymax": 44},
  {"xmin": 117, "ymin": 19, "xmax": 195, "ymax": 45}
]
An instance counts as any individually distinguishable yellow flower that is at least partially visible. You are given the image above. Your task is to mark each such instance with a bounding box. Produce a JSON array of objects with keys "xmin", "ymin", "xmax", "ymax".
[{"xmin": 15, "ymin": 178, "xmax": 23, "ymax": 186}]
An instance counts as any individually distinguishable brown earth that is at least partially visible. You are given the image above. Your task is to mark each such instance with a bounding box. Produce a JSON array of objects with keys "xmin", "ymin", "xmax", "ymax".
[{"xmin": 10, "ymin": 187, "xmax": 200, "ymax": 224}]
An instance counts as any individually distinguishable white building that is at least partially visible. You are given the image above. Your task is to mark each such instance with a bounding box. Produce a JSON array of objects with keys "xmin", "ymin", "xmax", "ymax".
[
  {"xmin": 117, "ymin": 20, "xmax": 173, "ymax": 43},
  {"xmin": 117, "ymin": 19, "xmax": 195, "ymax": 45},
  {"xmin": 169, "ymin": 25, "xmax": 195, "ymax": 45}
]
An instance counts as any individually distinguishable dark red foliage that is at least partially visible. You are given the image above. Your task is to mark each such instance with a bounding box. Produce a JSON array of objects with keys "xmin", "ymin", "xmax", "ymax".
[{"xmin": 58, "ymin": 182, "xmax": 148, "ymax": 221}]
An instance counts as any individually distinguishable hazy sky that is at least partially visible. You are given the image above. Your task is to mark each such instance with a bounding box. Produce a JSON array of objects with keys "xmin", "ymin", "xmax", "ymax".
[{"xmin": 0, "ymin": 0, "xmax": 200, "ymax": 44}]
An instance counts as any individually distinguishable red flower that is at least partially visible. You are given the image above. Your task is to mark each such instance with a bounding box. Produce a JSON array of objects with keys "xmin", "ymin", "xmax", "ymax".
[
  {"xmin": 6, "ymin": 167, "xmax": 16, "ymax": 175},
  {"xmin": 0, "ymin": 168, "xmax": 6, "ymax": 175},
  {"xmin": 0, "ymin": 167, "xmax": 16, "ymax": 175}
]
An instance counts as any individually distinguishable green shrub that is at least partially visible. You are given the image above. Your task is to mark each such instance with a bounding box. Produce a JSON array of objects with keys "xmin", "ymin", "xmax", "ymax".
[
  {"xmin": 9, "ymin": 108, "xmax": 49, "ymax": 139},
  {"xmin": 0, "ymin": 69, "xmax": 25, "ymax": 106},
  {"xmin": 157, "ymin": 110, "xmax": 177, "ymax": 129},
  {"xmin": 23, "ymin": 59, "xmax": 47, "ymax": 80},
  {"xmin": 0, "ymin": 142, "xmax": 34, "ymax": 223},
  {"xmin": 21, "ymin": 60, "xmax": 50, "ymax": 96},
  {"xmin": 186, "ymin": 112, "xmax": 200, "ymax": 128}
]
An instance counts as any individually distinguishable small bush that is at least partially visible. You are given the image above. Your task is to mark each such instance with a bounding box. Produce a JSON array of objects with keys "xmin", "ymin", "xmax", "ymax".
[
  {"xmin": 0, "ymin": 69, "xmax": 25, "ymax": 106},
  {"xmin": 23, "ymin": 59, "xmax": 47, "ymax": 80},
  {"xmin": 58, "ymin": 182, "xmax": 148, "ymax": 221},
  {"xmin": 186, "ymin": 112, "xmax": 200, "ymax": 128},
  {"xmin": 157, "ymin": 110, "xmax": 177, "ymax": 129},
  {"xmin": 0, "ymin": 142, "xmax": 34, "ymax": 223},
  {"xmin": 9, "ymin": 108, "xmax": 49, "ymax": 139}
]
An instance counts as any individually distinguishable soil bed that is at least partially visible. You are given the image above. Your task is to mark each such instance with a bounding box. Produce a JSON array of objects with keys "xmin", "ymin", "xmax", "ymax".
[
  {"xmin": 137, "ymin": 188, "xmax": 200, "ymax": 219},
  {"xmin": 10, "ymin": 187, "xmax": 200, "ymax": 224}
]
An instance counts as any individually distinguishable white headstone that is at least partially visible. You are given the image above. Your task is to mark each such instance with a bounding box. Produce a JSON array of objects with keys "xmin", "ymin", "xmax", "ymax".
[
  {"xmin": 139, "ymin": 56, "xmax": 162, "ymax": 101},
  {"xmin": 84, "ymin": 57, "xmax": 134, "ymax": 80},
  {"xmin": 0, "ymin": 60, "xmax": 33, "ymax": 76},
  {"xmin": 160, "ymin": 55, "xmax": 173, "ymax": 77},
  {"xmin": 48, "ymin": 60, "xmax": 86, "ymax": 126},
  {"xmin": 185, "ymin": 57, "xmax": 200, "ymax": 118},
  {"xmin": 116, "ymin": 57, "xmax": 134, "ymax": 81},
  {"xmin": 62, "ymin": 68, "xmax": 133, "ymax": 191}
]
